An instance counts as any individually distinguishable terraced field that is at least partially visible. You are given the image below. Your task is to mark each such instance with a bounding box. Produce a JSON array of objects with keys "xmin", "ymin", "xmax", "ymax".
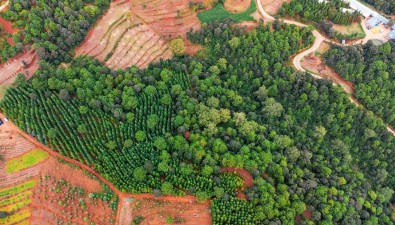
[{"xmin": 76, "ymin": 0, "xmax": 203, "ymax": 69}]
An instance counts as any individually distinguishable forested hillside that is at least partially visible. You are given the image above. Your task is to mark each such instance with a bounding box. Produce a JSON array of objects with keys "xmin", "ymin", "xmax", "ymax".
[
  {"xmin": 279, "ymin": 0, "xmax": 361, "ymax": 25},
  {"xmin": 324, "ymin": 42, "xmax": 395, "ymax": 129},
  {"xmin": 1, "ymin": 20, "xmax": 395, "ymax": 224},
  {"xmin": 2, "ymin": 0, "xmax": 110, "ymax": 64}
]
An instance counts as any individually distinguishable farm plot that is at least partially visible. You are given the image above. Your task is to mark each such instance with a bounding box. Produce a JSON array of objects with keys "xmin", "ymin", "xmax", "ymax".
[
  {"xmin": 0, "ymin": 180, "xmax": 37, "ymax": 225},
  {"xmin": 0, "ymin": 115, "xmax": 118, "ymax": 225},
  {"xmin": 76, "ymin": 0, "xmax": 203, "ymax": 69},
  {"xmin": 30, "ymin": 166, "xmax": 118, "ymax": 225},
  {"xmin": 118, "ymin": 195, "xmax": 211, "ymax": 225},
  {"xmin": 6, "ymin": 148, "xmax": 49, "ymax": 173}
]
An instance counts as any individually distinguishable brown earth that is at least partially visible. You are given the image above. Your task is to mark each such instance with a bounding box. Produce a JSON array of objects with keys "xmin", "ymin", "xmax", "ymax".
[
  {"xmin": 224, "ymin": 0, "xmax": 251, "ymax": 13},
  {"xmin": 261, "ymin": 0, "xmax": 289, "ymax": 15},
  {"xmin": 76, "ymin": 0, "xmax": 202, "ymax": 70},
  {"xmin": 0, "ymin": 113, "xmax": 213, "ymax": 224},
  {"xmin": 301, "ymin": 51, "xmax": 354, "ymax": 94},
  {"xmin": 0, "ymin": 115, "xmax": 116, "ymax": 225},
  {"xmin": 118, "ymin": 195, "xmax": 211, "ymax": 225},
  {"xmin": 221, "ymin": 167, "xmax": 254, "ymax": 188},
  {"xmin": 0, "ymin": 50, "xmax": 39, "ymax": 86}
]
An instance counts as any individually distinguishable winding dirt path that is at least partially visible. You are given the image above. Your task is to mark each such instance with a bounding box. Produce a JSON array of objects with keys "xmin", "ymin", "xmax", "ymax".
[{"xmin": 256, "ymin": 0, "xmax": 395, "ymax": 136}]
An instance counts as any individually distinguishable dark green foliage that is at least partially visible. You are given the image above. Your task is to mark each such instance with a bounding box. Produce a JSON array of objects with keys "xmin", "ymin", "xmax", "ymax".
[
  {"xmin": 3, "ymin": 0, "xmax": 110, "ymax": 64},
  {"xmin": 362, "ymin": 0, "xmax": 395, "ymax": 15},
  {"xmin": 197, "ymin": 0, "xmax": 256, "ymax": 23},
  {"xmin": 324, "ymin": 41, "xmax": 395, "ymax": 130},
  {"xmin": 0, "ymin": 24, "xmax": 23, "ymax": 63},
  {"xmin": 1, "ymin": 20, "xmax": 394, "ymax": 224},
  {"xmin": 279, "ymin": 0, "xmax": 361, "ymax": 25}
]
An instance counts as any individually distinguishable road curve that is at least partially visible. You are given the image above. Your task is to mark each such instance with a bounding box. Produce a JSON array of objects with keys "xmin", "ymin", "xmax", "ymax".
[{"xmin": 256, "ymin": 0, "xmax": 395, "ymax": 136}]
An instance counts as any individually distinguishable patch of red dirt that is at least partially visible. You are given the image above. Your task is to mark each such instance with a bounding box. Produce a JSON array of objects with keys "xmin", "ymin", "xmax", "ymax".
[
  {"xmin": 0, "ymin": 15, "xmax": 18, "ymax": 34},
  {"xmin": 221, "ymin": 167, "xmax": 254, "ymax": 188},
  {"xmin": 224, "ymin": 0, "xmax": 251, "ymax": 13},
  {"xmin": 0, "ymin": 50, "xmax": 39, "ymax": 85},
  {"xmin": 184, "ymin": 39, "xmax": 203, "ymax": 56},
  {"xmin": 30, "ymin": 165, "xmax": 117, "ymax": 225},
  {"xmin": 117, "ymin": 195, "xmax": 211, "ymax": 225},
  {"xmin": 301, "ymin": 54, "xmax": 354, "ymax": 94},
  {"xmin": 76, "ymin": 0, "xmax": 202, "ymax": 69}
]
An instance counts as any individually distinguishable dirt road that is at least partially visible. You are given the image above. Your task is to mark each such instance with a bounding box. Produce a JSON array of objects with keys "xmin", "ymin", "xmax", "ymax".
[{"xmin": 256, "ymin": 0, "xmax": 395, "ymax": 136}]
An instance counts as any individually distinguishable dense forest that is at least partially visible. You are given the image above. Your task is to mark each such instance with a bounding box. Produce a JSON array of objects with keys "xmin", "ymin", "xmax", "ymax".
[
  {"xmin": 324, "ymin": 42, "xmax": 395, "ymax": 130},
  {"xmin": 1, "ymin": 0, "xmax": 110, "ymax": 64},
  {"xmin": 2, "ymin": 19, "xmax": 395, "ymax": 224},
  {"xmin": 279, "ymin": 0, "xmax": 361, "ymax": 25},
  {"xmin": 362, "ymin": 0, "xmax": 395, "ymax": 15}
]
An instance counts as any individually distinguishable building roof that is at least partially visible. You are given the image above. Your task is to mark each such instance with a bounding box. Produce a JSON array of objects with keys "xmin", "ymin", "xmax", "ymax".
[
  {"xmin": 389, "ymin": 30, "xmax": 395, "ymax": 39},
  {"xmin": 343, "ymin": 0, "xmax": 389, "ymax": 24},
  {"xmin": 367, "ymin": 17, "xmax": 380, "ymax": 27},
  {"xmin": 392, "ymin": 24, "xmax": 395, "ymax": 30}
]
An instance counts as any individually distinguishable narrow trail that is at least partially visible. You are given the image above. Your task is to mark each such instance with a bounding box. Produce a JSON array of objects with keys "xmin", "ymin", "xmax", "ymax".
[{"xmin": 256, "ymin": 0, "xmax": 395, "ymax": 136}]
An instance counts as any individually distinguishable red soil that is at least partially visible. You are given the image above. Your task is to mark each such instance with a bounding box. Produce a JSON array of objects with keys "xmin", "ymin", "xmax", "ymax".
[
  {"xmin": 118, "ymin": 195, "xmax": 211, "ymax": 225},
  {"xmin": 221, "ymin": 167, "xmax": 254, "ymax": 188},
  {"xmin": 0, "ymin": 15, "xmax": 17, "ymax": 34},
  {"xmin": 301, "ymin": 55, "xmax": 354, "ymax": 94},
  {"xmin": 0, "ymin": 50, "xmax": 39, "ymax": 85},
  {"xmin": 0, "ymin": 113, "xmax": 213, "ymax": 224},
  {"xmin": 76, "ymin": 0, "xmax": 201, "ymax": 69},
  {"xmin": 30, "ymin": 166, "xmax": 116, "ymax": 225}
]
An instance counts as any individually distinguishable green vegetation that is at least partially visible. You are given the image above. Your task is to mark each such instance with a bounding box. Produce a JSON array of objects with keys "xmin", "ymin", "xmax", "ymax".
[
  {"xmin": 279, "ymin": 0, "xmax": 361, "ymax": 25},
  {"xmin": 6, "ymin": 149, "xmax": 49, "ymax": 173},
  {"xmin": 0, "ymin": 24, "xmax": 22, "ymax": 63},
  {"xmin": 325, "ymin": 41, "xmax": 395, "ymax": 128},
  {"xmin": 0, "ymin": 180, "xmax": 37, "ymax": 198},
  {"xmin": 2, "ymin": 0, "xmax": 110, "ymax": 64},
  {"xmin": 197, "ymin": 0, "xmax": 256, "ymax": 23},
  {"xmin": 2, "ymin": 14, "xmax": 395, "ymax": 224},
  {"xmin": 362, "ymin": 0, "xmax": 395, "ymax": 15}
]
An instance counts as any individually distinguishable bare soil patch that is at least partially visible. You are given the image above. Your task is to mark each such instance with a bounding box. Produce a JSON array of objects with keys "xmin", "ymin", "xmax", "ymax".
[
  {"xmin": 301, "ymin": 50, "xmax": 354, "ymax": 94},
  {"xmin": 118, "ymin": 195, "xmax": 211, "ymax": 225},
  {"xmin": 261, "ymin": 0, "xmax": 288, "ymax": 15},
  {"xmin": 224, "ymin": 0, "xmax": 251, "ymax": 13},
  {"xmin": 333, "ymin": 22, "xmax": 364, "ymax": 35},
  {"xmin": 221, "ymin": 167, "xmax": 253, "ymax": 188},
  {"xmin": 76, "ymin": 0, "xmax": 201, "ymax": 69},
  {"xmin": 0, "ymin": 117, "xmax": 117, "ymax": 225},
  {"xmin": 0, "ymin": 50, "xmax": 39, "ymax": 86}
]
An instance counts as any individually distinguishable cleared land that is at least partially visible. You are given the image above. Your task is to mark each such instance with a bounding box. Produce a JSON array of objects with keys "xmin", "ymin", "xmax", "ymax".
[
  {"xmin": 0, "ymin": 50, "xmax": 39, "ymax": 85},
  {"xmin": 118, "ymin": 195, "xmax": 211, "ymax": 225},
  {"xmin": 333, "ymin": 22, "xmax": 364, "ymax": 35},
  {"xmin": 224, "ymin": 0, "xmax": 251, "ymax": 13},
  {"xmin": 0, "ymin": 119, "xmax": 117, "ymax": 225},
  {"xmin": 261, "ymin": 0, "xmax": 289, "ymax": 15},
  {"xmin": 301, "ymin": 42, "xmax": 354, "ymax": 94},
  {"xmin": 76, "ymin": 0, "xmax": 203, "ymax": 69}
]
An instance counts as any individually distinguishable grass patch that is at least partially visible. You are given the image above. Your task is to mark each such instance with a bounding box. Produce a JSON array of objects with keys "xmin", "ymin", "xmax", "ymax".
[
  {"xmin": 0, "ymin": 180, "xmax": 37, "ymax": 198},
  {"xmin": 197, "ymin": 0, "xmax": 257, "ymax": 23},
  {"xmin": 6, "ymin": 149, "xmax": 49, "ymax": 173},
  {"xmin": 332, "ymin": 22, "xmax": 366, "ymax": 40}
]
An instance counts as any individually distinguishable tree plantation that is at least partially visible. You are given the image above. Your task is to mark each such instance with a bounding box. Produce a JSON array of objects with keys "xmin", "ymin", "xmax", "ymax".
[{"xmin": 1, "ymin": 19, "xmax": 395, "ymax": 224}]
